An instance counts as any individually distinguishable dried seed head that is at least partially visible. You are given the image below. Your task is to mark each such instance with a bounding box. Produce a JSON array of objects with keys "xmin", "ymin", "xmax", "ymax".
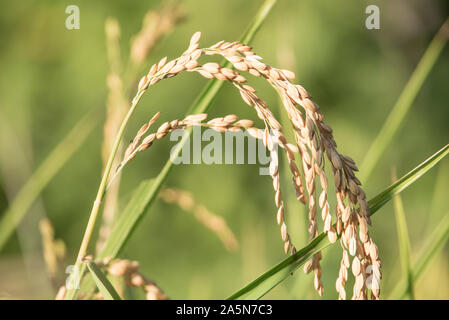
[
  {"xmin": 202, "ymin": 62, "xmax": 220, "ymax": 74},
  {"xmin": 234, "ymin": 119, "xmax": 254, "ymax": 128},
  {"xmin": 197, "ymin": 69, "xmax": 214, "ymax": 79},
  {"xmin": 223, "ymin": 114, "xmax": 238, "ymax": 123},
  {"xmin": 352, "ymin": 257, "xmax": 361, "ymax": 276},
  {"xmin": 125, "ymin": 34, "xmax": 382, "ymax": 300},
  {"xmin": 328, "ymin": 229, "xmax": 337, "ymax": 243},
  {"xmin": 280, "ymin": 69, "xmax": 296, "ymax": 80},
  {"xmin": 108, "ymin": 260, "xmax": 130, "ymax": 276},
  {"xmin": 184, "ymin": 113, "xmax": 208, "ymax": 123},
  {"xmin": 138, "ymin": 75, "xmax": 149, "ymax": 91},
  {"xmin": 150, "ymin": 112, "xmax": 161, "ymax": 124},
  {"xmin": 157, "ymin": 56, "xmax": 167, "ymax": 69},
  {"xmin": 190, "ymin": 31, "xmax": 201, "ymax": 46},
  {"xmin": 185, "ymin": 60, "xmax": 199, "ymax": 70},
  {"xmin": 221, "ymin": 67, "xmax": 236, "ymax": 79},
  {"xmin": 304, "ymin": 260, "xmax": 313, "ymax": 274}
]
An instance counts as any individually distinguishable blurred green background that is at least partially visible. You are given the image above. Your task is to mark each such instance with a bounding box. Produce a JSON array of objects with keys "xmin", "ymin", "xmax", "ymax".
[{"xmin": 0, "ymin": 0, "xmax": 448, "ymax": 299}]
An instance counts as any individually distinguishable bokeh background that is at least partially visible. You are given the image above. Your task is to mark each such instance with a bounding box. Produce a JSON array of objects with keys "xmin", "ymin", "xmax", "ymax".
[{"xmin": 0, "ymin": 0, "xmax": 448, "ymax": 299}]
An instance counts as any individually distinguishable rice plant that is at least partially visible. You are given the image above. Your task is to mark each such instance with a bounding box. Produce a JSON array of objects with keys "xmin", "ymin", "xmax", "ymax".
[{"xmin": 0, "ymin": 0, "xmax": 448, "ymax": 301}]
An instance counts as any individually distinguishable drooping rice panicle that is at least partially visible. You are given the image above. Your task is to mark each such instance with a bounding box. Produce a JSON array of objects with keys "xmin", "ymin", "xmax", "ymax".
[{"xmin": 113, "ymin": 32, "xmax": 381, "ymax": 299}]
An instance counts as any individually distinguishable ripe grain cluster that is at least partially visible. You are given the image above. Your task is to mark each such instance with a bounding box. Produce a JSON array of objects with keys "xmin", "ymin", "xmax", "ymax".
[{"xmin": 118, "ymin": 32, "xmax": 382, "ymax": 299}]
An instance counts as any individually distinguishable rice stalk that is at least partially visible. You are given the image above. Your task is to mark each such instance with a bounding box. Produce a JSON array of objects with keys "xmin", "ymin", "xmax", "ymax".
[
  {"xmin": 98, "ymin": 4, "xmax": 185, "ymax": 253},
  {"xmin": 77, "ymin": 25, "xmax": 376, "ymax": 299},
  {"xmin": 75, "ymin": 3, "xmax": 278, "ymax": 298},
  {"xmin": 127, "ymin": 1, "xmax": 185, "ymax": 92},
  {"xmin": 97, "ymin": 18, "xmax": 128, "ymax": 253},
  {"xmin": 66, "ymin": 1, "xmax": 288, "ymax": 299},
  {"xmin": 392, "ymin": 169, "xmax": 414, "ymax": 299},
  {"xmin": 275, "ymin": 39, "xmax": 311, "ymax": 298},
  {"xmin": 68, "ymin": 24, "xmax": 374, "ymax": 298}
]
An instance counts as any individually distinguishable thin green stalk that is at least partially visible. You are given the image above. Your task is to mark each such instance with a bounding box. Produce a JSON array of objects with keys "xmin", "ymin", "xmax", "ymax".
[
  {"xmin": 367, "ymin": 145, "xmax": 449, "ymax": 214},
  {"xmin": 65, "ymin": 91, "xmax": 144, "ymax": 300},
  {"xmin": 96, "ymin": 17, "xmax": 128, "ymax": 254},
  {"xmin": 0, "ymin": 110, "xmax": 99, "ymax": 251},
  {"xmin": 98, "ymin": 6, "xmax": 184, "ymax": 250},
  {"xmin": 77, "ymin": 93, "xmax": 143, "ymax": 261},
  {"xmin": 389, "ymin": 212, "xmax": 449, "ymax": 299},
  {"xmin": 392, "ymin": 170, "xmax": 414, "ymax": 299},
  {"xmin": 360, "ymin": 17, "xmax": 449, "ymax": 181}
]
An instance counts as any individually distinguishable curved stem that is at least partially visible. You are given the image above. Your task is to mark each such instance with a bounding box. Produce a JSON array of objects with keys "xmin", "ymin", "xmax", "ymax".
[
  {"xmin": 77, "ymin": 91, "xmax": 144, "ymax": 261},
  {"xmin": 65, "ymin": 90, "xmax": 144, "ymax": 299}
]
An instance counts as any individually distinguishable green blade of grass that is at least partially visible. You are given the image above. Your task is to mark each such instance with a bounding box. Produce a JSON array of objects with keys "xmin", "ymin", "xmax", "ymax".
[
  {"xmin": 389, "ymin": 212, "xmax": 449, "ymax": 300},
  {"xmin": 367, "ymin": 144, "xmax": 449, "ymax": 214},
  {"xmin": 69, "ymin": 0, "xmax": 278, "ymax": 300},
  {"xmin": 0, "ymin": 111, "xmax": 99, "ymax": 251},
  {"xmin": 84, "ymin": 259, "xmax": 121, "ymax": 300},
  {"xmin": 412, "ymin": 213, "xmax": 449, "ymax": 285},
  {"xmin": 98, "ymin": 178, "xmax": 155, "ymax": 259},
  {"xmin": 392, "ymin": 170, "xmax": 414, "ymax": 299},
  {"xmin": 228, "ymin": 233, "xmax": 329, "ymax": 300},
  {"xmin": 74, "ymin": 179, "xmax": 156, "ymax": 298},
  {"xmin": 360, "ymin": 17, "xmax": 449, "ymax": 182},
  {"xmin": 227, "ymin": 144, "xmax": 449, "ymax": 300}
]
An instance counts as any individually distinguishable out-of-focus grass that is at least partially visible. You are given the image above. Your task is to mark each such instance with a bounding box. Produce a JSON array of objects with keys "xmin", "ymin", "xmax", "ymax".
[
  {"xmin": 0, "ymin": 111, "xmax": 98, "ymax": 251},
  {"xmin": 389, "ymin": 212, "xmax": 449, "ymax": 299},
  {"xmin": 360, "ymin": 17, "xmax": 449, "ymax": 182},
  {"xmin": 392, "ymin": 170, "xmax": 414, "ymax": 299}
]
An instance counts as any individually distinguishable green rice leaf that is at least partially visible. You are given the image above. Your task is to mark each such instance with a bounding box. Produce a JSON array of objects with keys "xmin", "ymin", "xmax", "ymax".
[
  {"xmin": 392, "ymin": 174, "xmax": 414, "ymax": 299},
  {"xmin": 227, "ymin": 144, "xmax": 449, "ymax": 300},
  {"xmin": 98, "ymin": 178, "xmax": 155, "ymax": 259},
  {"xmin": 84, "ymin": 259, "xmax": 121, "ymax": 300},
  {"xmin": 0, "ymin": 111, "xmax": 98, "ymax": 251}
]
